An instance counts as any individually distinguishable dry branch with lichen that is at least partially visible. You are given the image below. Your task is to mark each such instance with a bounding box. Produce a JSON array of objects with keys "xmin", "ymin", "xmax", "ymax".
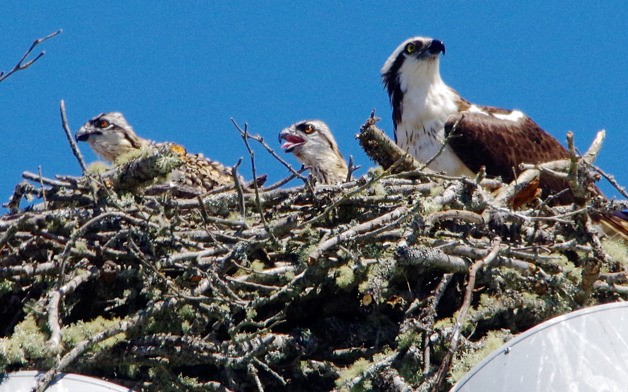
[{"xmin": 1, "ymin": 113, "xmax": 627, "ymax": 392}]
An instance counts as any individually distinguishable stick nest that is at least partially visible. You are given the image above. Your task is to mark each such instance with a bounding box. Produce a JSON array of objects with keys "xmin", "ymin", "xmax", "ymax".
[{"xmin": 1, "ymin": 116, "xmax": 627, "ymax": 392}]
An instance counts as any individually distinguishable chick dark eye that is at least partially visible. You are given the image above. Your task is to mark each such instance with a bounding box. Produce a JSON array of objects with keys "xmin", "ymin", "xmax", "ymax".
[
  {"xmin": 97, "ymin": 119, "xmax": 110, "ymax": 128},
  {"xmin": 304, "ymin": 125, "xmax": 315, "ymax": 134},
  {"xmin": 405, "ymin": 43, "xmax": 416, "ymax": 54}
]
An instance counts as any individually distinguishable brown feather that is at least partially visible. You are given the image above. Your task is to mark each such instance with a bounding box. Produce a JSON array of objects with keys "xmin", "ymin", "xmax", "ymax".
[
  {"xmin": 510, "ymin": 176, "xmax": 542, "ymax": 209},
  {"xmin": 599, "ymin": 214, "xmax": 628, "ymax": 242},
  {"xmin": 444, "ymin": 112, "xmax": 576, "ymax": 204}
]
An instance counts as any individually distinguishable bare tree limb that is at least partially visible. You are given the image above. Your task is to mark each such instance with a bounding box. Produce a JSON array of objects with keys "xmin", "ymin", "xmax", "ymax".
[
  {"xmin": 231, "ymin": 158, "xmax": 246, "ymax": 218},
  {"xmin": 59, "ymin": 100, "xmax": 89, "ymax": 175},
  {"xmin": 0, "ymin": 30, "xmax": 62, "ymax": 83},
  {"xmin": 234, "ymin": 122, "xmax": 309, "ymax": 183},
  {"xmin": 231, "ymin": 119, "xmax": 278, "ymax": 245}
]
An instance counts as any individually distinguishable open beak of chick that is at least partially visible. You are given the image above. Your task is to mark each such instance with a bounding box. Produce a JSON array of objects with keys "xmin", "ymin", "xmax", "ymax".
[
  {"xmin": 278, "ymin": 129, "xmax": 306, "ymax": 153},
  {"xmin": 75, "ymin": 126, "xmax": 96, "ymax": 142}
]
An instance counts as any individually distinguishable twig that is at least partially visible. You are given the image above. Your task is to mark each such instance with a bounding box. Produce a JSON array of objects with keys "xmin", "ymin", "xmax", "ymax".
[
  {"xmin": 231, "ymin": 119, "xmax": 278, "ymax": 245},
  {"xmin": 356, "ymin": 119, "xmax": 421, "ymax": 173},
  {"xmin": 594, "ymin": 281, "xmax": 628, "ymax": 295},
  {"xmin": 422, "ymin": 274, "xmax": 454, "ymax": 374},
  {"xmin": 252, "ymin": 358, "xmax": 287, "ymax": 386},
  {"xmin": 489, "ymin": 168, "xmax": 540, "ymax": 209},
  {"xmin": 566, "ymin": 131, "xmax": 588, "ymax": 202},
  {"xmin": 37, "ymin": 166, "xmax": 48, "ymax": 208},
  {"xmin": 421, "ymin": 115, "xmax": 464, "ymax": 171},
  {"xmin": 248, "ymin": 361, "xmax": 265, "ymax": 392},
  {"xmin": 582, "ymin": 130, "xmax": 606, "ymax": 164},
  {"xmin": 59, "ymin": 100, "xmax": 89, "ymax": 174},
  {"xmin": 47, "ymin": 265, "xmax": 99, "ymax": 351},
  {"xmin": 578, "ymin": 256, "xmax": 601, "ymax": 305},
  {"xmin": 22, "ymin": 171, "xmax": 72, "ymax": 187},
  {"xmin": 432, "ymin": 238, "xmax": 501, "ymax": 391},
  {"xmin": 424, "ymin": 210, "xmax": 484, "ymax": 227},
  {"xmin": 231, "ymin": 158, "xmax": 246, "ymax": 218},
  {"xmin": 488, "ymin": 205, "xmax": 589, "ymax": 224},
  {"xmin": 0, "ymin": 30, "xmax": 62, "ymax": 83},
  {"xmin": 261, "ymin": 169, "xmax": 305, "ymax": 191},
  {"xmin": 344, "ymin": 353, "xmax": 397, "ymax": 390},
  {"xmin": 0, "ymin": 262, "xmax": 57, "ymax": 278},
  {"xmin": 598, "ymin": 272, "xmax": 628, "ymax": 285},
  {"xmin": 238, "ymin": 126, "xmax": 309, "ymax": 182},
  {"xmin": 308, "ymin": 204, "xmax": 410, "ymax": 264},
  {"xmin": 592, "ymin": 164, "xmax": 628, "ymax": 199},
  {"xmin": 346, "ymin": 155, "xmax": 361, "ymax": 182},
  {"xmin": 4, "ymin": 181, "xmax": 41, "ymax": 213}
]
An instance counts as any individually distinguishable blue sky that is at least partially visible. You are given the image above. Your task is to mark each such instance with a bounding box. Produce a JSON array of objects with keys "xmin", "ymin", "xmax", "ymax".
[{"xmin": 1, "ymin": 2, "xmax": 626, "ymax": 211}]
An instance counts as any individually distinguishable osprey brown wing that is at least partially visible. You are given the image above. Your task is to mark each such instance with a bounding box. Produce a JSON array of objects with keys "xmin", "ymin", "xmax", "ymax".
[{"xmin": 444, "ymin": 112, "xmax": 574, "ymax": 202}]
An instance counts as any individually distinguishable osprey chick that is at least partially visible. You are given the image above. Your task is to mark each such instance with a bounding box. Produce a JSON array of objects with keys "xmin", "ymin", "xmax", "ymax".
[
  {"xmin": 279, "ymin": 120, "xmax": 348, "ymax": 185},
  {"xmin": 381, "ymin": 36, "xmax": 574, "ymax": 202},
  {"xmin": 76, "ymin": 112, "xmax": 233, "ymax": 192}
]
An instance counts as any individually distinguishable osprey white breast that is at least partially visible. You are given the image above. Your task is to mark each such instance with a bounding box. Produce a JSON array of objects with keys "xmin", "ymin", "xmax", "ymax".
[{"xmin": 381, "ymin": 36, "xmax": 473, "ymax": 176}]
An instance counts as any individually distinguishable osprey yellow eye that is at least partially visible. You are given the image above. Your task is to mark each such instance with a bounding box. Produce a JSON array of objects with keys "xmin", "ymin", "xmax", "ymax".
[
  {"xmin": 304, "ymin": 125, "xmax": 315, "ymax": 134},
  {"xmin": 98, "ymin": 119, "xmax": 110, "ymax": 128},
  {"xmin": 405, "ymin": 43, "xmax": 416, "ymax": 53}
]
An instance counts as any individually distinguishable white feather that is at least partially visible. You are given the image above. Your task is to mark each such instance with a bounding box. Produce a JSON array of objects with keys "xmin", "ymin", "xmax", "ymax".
[
  {"xmin": 493, "ymin": 110, "xmax": 525, "ymax": 121},
  {"xmin": 466, "ymin": 105, "xmax": 525, "ymax": 122},
  {"xmin": 393, "ymin": 52, "xmax": 474, "ymax": 177}
]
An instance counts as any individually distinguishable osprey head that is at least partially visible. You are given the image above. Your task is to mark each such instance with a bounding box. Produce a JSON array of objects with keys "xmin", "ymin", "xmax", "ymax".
[
  {"xmin": 75, "ymin": 112, "xmax": 146, "ymax": 162},
  {"xmin": 381, "ymin": 37, "xmax": 450, "ymax": 132},
  {"xmin": 381, "ymin": 36, "xmax": 445, "ymax": 90},
  {"xmin": 279, "ymin": 120, "xmax": 338, "ymax": 157},
  {"xmin": 382, "ymin": 37, "xmax": 444, "ymax": 71},
  {"xmin": 279, "ymin": 120, "xmax": 348, "ymax": 184}
]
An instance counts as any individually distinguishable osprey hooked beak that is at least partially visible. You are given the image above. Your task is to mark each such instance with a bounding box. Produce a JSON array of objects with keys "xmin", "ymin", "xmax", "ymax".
[
  {"xmin": 278, "ymin": 128, "xmax": 306, "ymax": 153},
  {"xmin": 75, "ymin": 114, "xmax": 111, "ymax": 142},
  {"xmin": 427, "ymin": 39, "xmax": 445, "ymax": 56},
  {"xmin": 75, "ymin": 126, "xmax": 97, "ymax": 141}
]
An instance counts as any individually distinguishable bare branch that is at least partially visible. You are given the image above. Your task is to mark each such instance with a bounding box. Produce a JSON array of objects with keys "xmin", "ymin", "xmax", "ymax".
[
  {"xmin": 356, "ymin": 117, "xmax": 421, "ymax": 173},
  {"xmin": 0, "ymin": 30, "xmax": 62, "ymax": 83},
  {"xmin": 47, "ymin": 265, "xmax": 99, "ymax": 351},
  {"xmin": 346, "ymin": 155, "xmax": 361, "ymax": 182},
  {"xmin": 233, "ymin": 121, "xmax": 309, "ymax": 182},
  {"xmin": 231, "ymin": 119, "xmax": 278, "ymax": 245},
  {"xmin": 231, "ymin": 158, "xmax": 246, "ymax": 218},
  {"xmin": 592, "ymin": 165, "xmax": 628, "ymax": 199},
  {"xmin": 582, "ymin": 130, "xmax": 606, "ymax": 164},
  {"xmin": 308, "ymin": 204, "xmax": 412, "ymax": 264},
  {"xmin": 261, "ymin": 168, "xmax": 306, "ymax": 191},
  {"xmin": 60, "ymin": 100, "xmax": 89, "ymax": 174}
]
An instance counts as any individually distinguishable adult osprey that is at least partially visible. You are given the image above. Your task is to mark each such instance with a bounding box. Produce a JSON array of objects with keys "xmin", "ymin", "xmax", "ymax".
[{"xmin": 381, "ymin": 36, "xmax": 575, "ymax": 203}]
